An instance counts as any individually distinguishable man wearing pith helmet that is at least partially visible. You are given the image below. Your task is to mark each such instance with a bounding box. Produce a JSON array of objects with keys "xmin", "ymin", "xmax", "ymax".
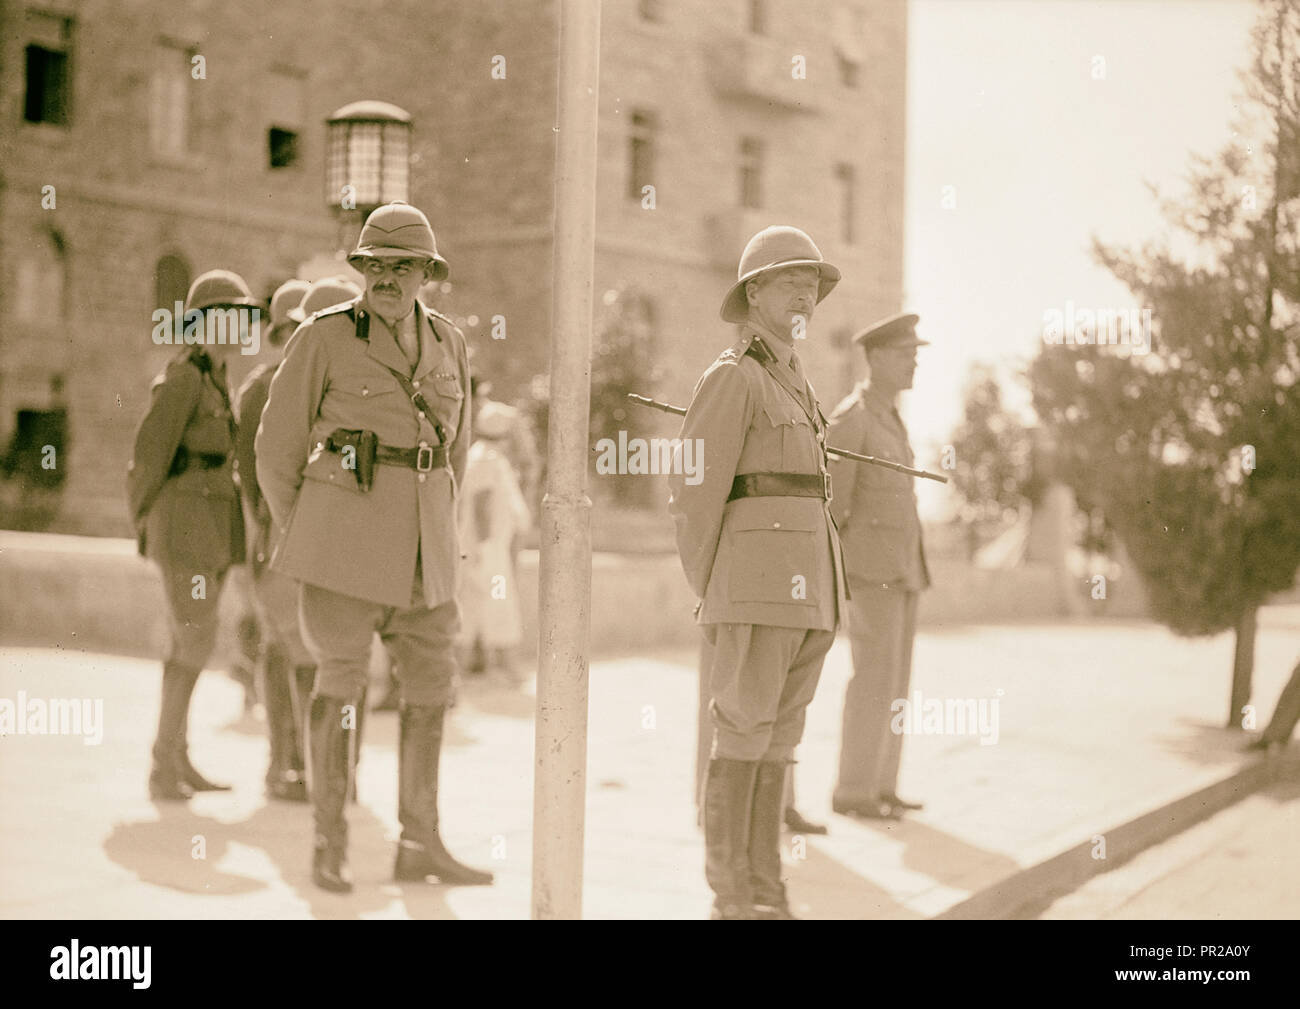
[
  {"xmin": 127, "ymin": 269, "xmax": 255, "ymax": 801},
  {"xmin": 256, "ymin": 202, "xmax": 490, "ymax": 893},
  {"xmin": 828, "ymin": 312, "xmax": 931, "ymax": 821},
  {"xmin": 235, "ymin": 277, "xmax": 359, "ymax": 802},
  {"xmin": 667, "ymin": 225, "xmax": 849, "ymax": 919}
]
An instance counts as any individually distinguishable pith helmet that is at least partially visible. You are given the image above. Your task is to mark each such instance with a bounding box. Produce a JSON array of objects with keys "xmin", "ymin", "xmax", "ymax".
[
  {"xmin": 186, "ymin": 270, "xmax": 260, "ymax": 313},
  {"xmin": 296, "ymin": 276, "xmax": 362, "ymax": 320},
  {"xmin": 269, "ymin": 279, "xmax": 311, "ymax": 328},
  {"xmin": 720, "ymin": 225, "xmax": 840, "ymax": 324},
  {"xmin": 347, "ymin": 200, "xmax": 449, "ymax": 281}
]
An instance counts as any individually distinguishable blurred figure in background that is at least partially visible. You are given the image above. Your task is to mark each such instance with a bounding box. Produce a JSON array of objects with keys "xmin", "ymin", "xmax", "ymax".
[
  {"xmin": 127, "ymin": 270, "xmax": 255, "ymax": 800},
  {"xmin": 458, "ymin": 400, "xmax": 531, "ymax": 680},
  {"xmin": 237, "ymin": 276, "xmax": 359, "ymax": 800},
  {"xmin": 1245, "ymin": 655, "xmax": 1300, "ymax": 754}
]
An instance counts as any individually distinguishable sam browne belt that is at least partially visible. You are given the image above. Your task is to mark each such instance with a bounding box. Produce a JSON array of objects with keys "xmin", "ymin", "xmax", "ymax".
[{"xmin": 728, "ymin": 471, "xmax": 832, "ymax": 503}]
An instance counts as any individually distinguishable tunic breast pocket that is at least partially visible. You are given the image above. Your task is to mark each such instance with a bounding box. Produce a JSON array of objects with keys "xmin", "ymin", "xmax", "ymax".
[
  {"xmin": 728, "ymin": 511, "xmax": 819, "ymax": 606},
  {"xmin": 758, "ymin": 402, "xmax": 816, "ymax": 473},
  {"xmin": 330, "ymin": 374, "xmax": 403, "ymax": 406}
]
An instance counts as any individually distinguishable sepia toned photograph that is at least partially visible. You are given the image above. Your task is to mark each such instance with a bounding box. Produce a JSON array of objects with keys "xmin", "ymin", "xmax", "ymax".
[{"xmin": 0, "ymin": 0, "xmax": 1296, "ymax": 950}]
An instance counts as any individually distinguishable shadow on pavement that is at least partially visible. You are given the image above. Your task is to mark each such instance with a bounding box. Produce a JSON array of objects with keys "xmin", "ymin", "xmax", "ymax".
[
  {"xmin": 103, "ymin": 795, "xmax": 462, "ymax": 919},
  {"xmin": 1153, "ymin": 718, "xmax": 1258, "ymax": 767}
]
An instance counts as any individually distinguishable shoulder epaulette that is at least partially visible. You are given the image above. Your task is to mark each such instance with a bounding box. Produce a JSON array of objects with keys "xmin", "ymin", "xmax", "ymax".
[
  {"xmin": 311, "ymin": 301, "xmax": 357, "ymax": 323},
  {"xmin": 718, "ymin": 331, "xmax": 757, "ymax": 365}
]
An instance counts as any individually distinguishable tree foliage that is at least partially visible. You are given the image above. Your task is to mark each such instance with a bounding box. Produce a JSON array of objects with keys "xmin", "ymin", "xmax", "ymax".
[{"xmin": 1029, "ymin": 0, "xmax": 1300, "ymax": 638}]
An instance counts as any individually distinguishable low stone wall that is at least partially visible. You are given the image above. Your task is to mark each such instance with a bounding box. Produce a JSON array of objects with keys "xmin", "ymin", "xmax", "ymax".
[{"xmin": 0, "ymin": 531, "xmax": 1151, "ymax": 665}]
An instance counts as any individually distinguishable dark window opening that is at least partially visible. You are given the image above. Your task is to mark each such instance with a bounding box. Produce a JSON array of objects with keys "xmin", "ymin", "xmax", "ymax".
[
  {"xmin": 835, "ymin": 163, "xmax": 856, "ymax": 244},
  {"xmin": 268, "ymin": 127, "xmax": 299, "ymax": 168},
  {"xmin": 838, "ymin": 54, "xmax": 860, "ymax": 88},
  {"xmin": 155, "ymin": 254, "xmax": 191, "ymax": 312},
  {"xmin": 739, "ymin": 137, "xmax": 764, "ymax": 210},
  {"xmin": 24, "ymin": 45, "xmax": 69, "ymax": 125},
  {"xmin": 628, "ymin": 111, "xmax": 657, "ymax": 200}
]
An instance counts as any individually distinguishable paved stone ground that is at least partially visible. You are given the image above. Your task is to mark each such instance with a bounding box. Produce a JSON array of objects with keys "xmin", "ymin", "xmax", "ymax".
[
  {"xmin": 1037, "ymin": 778, "xmax": 1300, "ymax": 920},
  {"xmin": 2, "ymin": 607, "xmax": 1298, "ymax": 919}
]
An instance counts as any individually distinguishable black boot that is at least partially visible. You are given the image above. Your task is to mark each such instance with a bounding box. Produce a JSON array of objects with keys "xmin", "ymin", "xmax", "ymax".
[
  {"xmin": 288, "ymin": 665, "xmax": 315, "ymax": 783},
  {"xmin": 307, "ymin": 694, "xmax": 353, "ymax": 893},
  {"xmin": 750, "ymin": 761, "xmax": 796, "ymax": 919},
  {"xmin": 149, "ymin": 661, "xmax": 196, "ymax": 801},
  {"xmin": 703, "ymin": 757, "xmax": 759, "ymax": 919},
  {"xmin": 264, "ymin": 646, "xmax": 306, "ymax": 801},
  {"xmin": 393, "ymin": 703, "xmax": 493, "ymax": 886},
  {"xmin": 169, "ymin": 660, "xmax": 231, "ymax": 793}
]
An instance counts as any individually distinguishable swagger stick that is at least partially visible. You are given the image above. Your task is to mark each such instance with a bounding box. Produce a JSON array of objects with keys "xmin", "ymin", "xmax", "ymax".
[{"xmin": 627, "ymin": 393, "xmax": 949, "ymax": 484}]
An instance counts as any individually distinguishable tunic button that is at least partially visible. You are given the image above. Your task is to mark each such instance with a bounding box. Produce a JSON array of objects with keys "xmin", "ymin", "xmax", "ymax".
[
  {"xmin": 773, "ymin": 522, "xmax": 781, "ymax": 528},
  {"xmin": 418, "ymin": 411, "xmax": 426, "ymax": 420},
  {"xmin": 361, "ymin": 387, "xmax": 369, "ymax": 397},
  {"xmin": 418, "ymin": 473, "xmax": 427, "ymax": 483},
  {"xmin": 412, "ymin": 380, "xmax": 421, "ymax": 389}
]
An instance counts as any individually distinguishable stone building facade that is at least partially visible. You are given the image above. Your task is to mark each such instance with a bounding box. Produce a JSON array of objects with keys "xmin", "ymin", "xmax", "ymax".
[{"xmin": 0, "ymin": 0, "xmax": 906, "ymax": 535}]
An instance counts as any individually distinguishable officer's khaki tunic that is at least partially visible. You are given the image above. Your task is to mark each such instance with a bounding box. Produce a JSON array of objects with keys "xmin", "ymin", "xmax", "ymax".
[
  {"xmin": 668, "ymin": 324, "xmax": 847, "ymax": 762},
  {"xmin": 128, "ymin": 350, "xmax": 246, "ymax": 667},
  {"xmin": 827, "ymin": 382, "xmax": 930, "ymax": 802},
  {"xmin": 255, "ymin": 297, "xmax": 471, "ymax": 706}
]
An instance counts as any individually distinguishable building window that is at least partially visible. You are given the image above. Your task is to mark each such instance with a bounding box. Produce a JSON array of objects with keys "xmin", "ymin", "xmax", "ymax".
[
  {"xmin": 835, "ymin": 163, "xmax": 856, "ymax": 244},
  {"xmin": 265, "ymin": 68, "xmax": 305, "ymax": 170},
  {"xmin": 638, "ymin": 0, "xmax": 664, "ymax": 22},
  {"xmin": 154, "ymin": 254, "xmax": 191, "ymax": 312},
  {"xmin": 739, "ymin": 137, "xmax": 764, "ymax": 210},
  {"xmin": 15, "ymin": 230, "xmax": 67, "ymax": 323},
  {"xmin": 23, "ymin": 12, "xmax": 73, "ymax": 125},
  {"xmin": 628, "ymin": 110, "xmax": 657, "ymax": 200},
  {"xmin": 268, "ymin": 127, "xmax": 299, "ymax": 168},
  {"xmin": 748, "ymin": 0, "xmax": 767, "ymax": 35},
  {"xmin": 834, "ymin": 6, "xmax": 865, "ymax": 89},
  {"xmin": 150, "ymin": 41, "xmax": 196, "ymax": 157},
  {"xmin": 837, "ymin": 54, "xmax": 860, "ymax": 88}
]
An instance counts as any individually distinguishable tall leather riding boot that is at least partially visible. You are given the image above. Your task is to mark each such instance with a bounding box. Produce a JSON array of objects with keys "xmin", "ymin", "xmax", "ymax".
[
  {"xmin": 307, "ymin": 694, "xmax": 353, "ymax": 893},
  {"xmin": 350, "ymin": 687, "xmax": 367, "ymax": 804},
  {"xmin": 703, "ymin": 757, "xmax": 759, "ymax": 919},
  {"xmin": 171, "ymin": 660, "xmax": 231, "ymax": 793},
  {"xmin": 288, "ymin": 665, "xmax": 316, "ymax": 776},
  {"xmin": 750, "ymin": 761, "xmax": 796, "ymax": 919},
  {"xmin": 264, "ymin": 646, "xmax": 306, "ymax": 801},
  {"xmin": 393, "ymin": 703, "xmax": 493, "ymax": 886},
  {"xmin": 149, "ymin": 661, "xmax": 197, "ymax": 801}
]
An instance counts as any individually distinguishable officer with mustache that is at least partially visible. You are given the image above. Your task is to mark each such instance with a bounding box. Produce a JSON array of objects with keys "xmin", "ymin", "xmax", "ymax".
[{"xmin": 256, "ymin": 202, "xmax": 492, "ymax": 892}]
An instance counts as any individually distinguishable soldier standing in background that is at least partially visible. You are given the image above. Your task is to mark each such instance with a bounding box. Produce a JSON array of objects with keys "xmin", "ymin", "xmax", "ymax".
[
  {"xmin": 458, "ymin": 400, "xmax": 532, "ymax": 681},
  {"xmin": 256, "ymin": 202, "xmax": 492, "ymax": 893},
  {"xmin": 828, "ymin": 313, "xmax": 931, "ymax": 820},
  {"xmin": 236, "ymin": 277, "xmax": 360, "ymax": 801},
  {"xmin": 127, "ymin": 270, "xmax": 256, "ymax": 801},
  {"xmin": 669, "ymin": 226, "xmax": 847, "ymax": 920}
]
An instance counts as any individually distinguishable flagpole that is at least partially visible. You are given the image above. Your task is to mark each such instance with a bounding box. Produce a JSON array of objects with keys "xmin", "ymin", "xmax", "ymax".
[{"xmin": 531, "ymin": 0, "xmax": 601, "ymax": 920}]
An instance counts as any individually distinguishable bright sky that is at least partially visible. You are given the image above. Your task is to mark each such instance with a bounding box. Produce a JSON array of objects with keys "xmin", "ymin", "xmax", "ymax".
[{"xmin": 903, "ymin": 0, "xmax": 1259, "ymax": 517}]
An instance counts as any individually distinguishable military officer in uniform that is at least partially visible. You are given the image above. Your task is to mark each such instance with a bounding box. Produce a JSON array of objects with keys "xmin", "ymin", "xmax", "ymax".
[
  {"xmin": 128, "ymin": 270, "xmax": 255, "ymax": 801},
  {"xmin": 669, "ymin": 225, "xmax": 847, "ymax": 920},
  {"xmin": 256, "ymin": 201, "xmax": 492, "ymax": 893},
  {"xmin": 828, "ymin": 312, "xmax": 931, "ymax": 820},
  {"xmin": 236, "ymin": 277, "xmax": 361, "ymax": 800}
]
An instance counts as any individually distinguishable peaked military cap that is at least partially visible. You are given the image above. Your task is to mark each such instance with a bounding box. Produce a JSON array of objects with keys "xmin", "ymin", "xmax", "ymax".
[{"xmin": 852, "ymin": 312, "xmax": 928, "ymax": 351}]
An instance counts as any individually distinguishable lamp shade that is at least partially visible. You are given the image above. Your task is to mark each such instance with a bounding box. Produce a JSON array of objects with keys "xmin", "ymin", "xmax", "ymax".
[{"xmin": 325, "ymin": 101, "xmax": 413, "ymax": 212}]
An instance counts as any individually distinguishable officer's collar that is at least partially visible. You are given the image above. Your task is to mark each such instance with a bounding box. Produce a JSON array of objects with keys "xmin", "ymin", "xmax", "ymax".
[{"xmin": 742, "ymin": 322, "xmax": 798, "ymax": 369}]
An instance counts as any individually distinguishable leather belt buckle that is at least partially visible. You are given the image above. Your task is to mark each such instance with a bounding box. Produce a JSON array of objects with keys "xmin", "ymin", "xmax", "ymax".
[
  {"xmin": 416, "ymin": 445, "xmax": 435, "ymax": 472},
  {"xmin": 823, "ymin": 471, "xmax": 832, "ymax": 502}
]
